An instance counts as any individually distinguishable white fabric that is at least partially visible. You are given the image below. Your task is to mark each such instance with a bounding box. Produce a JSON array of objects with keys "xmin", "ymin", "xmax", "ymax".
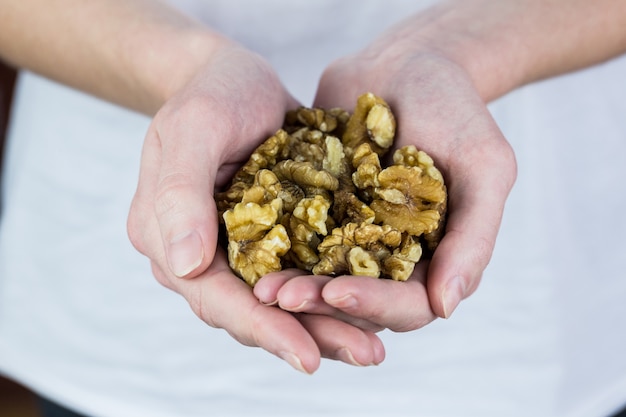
[{"xmin": 1, "ymin": 1, "xmax": 625, "ymax": 416}]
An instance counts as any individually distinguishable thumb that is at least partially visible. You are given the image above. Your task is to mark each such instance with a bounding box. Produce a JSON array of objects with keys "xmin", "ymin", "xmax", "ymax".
[
  {"xmin": 130, "ymin": 117, "xmax": 220, "ymax": 280},
  {"xmin": 155, "ymin": 117, "xmax": 222, "ymax": 279},
  {"xmin": 427, "ymin": 139, "xmax": 517, "ymax": 318}
]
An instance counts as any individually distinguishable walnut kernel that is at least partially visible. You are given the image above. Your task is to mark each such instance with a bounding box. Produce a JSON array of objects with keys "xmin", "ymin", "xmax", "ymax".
[{"xmin": 218, "ymin": 93, "xmax": 447, "ymax": 286}]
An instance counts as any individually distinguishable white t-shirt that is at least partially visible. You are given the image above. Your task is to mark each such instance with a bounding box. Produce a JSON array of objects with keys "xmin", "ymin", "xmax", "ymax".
[{"xmin": 1, "ymin": 2, "xmax": 625, "ymax": 416}]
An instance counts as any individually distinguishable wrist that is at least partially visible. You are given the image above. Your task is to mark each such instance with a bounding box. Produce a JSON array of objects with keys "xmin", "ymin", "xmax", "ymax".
[
  {"xmin": 363, "ymin": 1, "xmax": 528, "ymax": 103},
  {"xmin": 371, "ymin": 0, "xmax": 626, "ymax": 103},
  {"xmin": 122, "ymin": 24, "xmax": 228, "ymax": 114}
]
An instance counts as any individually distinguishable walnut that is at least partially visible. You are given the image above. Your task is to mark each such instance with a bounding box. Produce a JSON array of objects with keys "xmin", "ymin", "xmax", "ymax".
[
  {"xmin": 286, "ymin": 128, "xmax": 325, "ymax": 167},
  {"xmin": 272, "ymin": 160, "xmax": 339, "ymax": 191},
  {"xmin": 236, "ymin": 129, "xmax": 291, "ymax": 183},
  {"xmin": 331, "ymin": 190, "xmax": 375, "ymax": 226},
  {"xmin": 393, "ymin": 145, "xmax": 445, "ymax": 184},
  {"xmin": 292, "ymin": 195, "xmax": 331, "ymax": 236},
  {"xmin": 322, "ymin": 135, "xmax": 347, "ymax": 178},
  {"xmin": 283, "ymin": 195, "xmax": 331, "ymax": 270},
  {"xmin": 282, "ymin": 213, "xmax": 321, "ymax": 271},
  {"xmin": 351, "ymin": 143, "xmax": 382, "ymax": 189},
  {"xmin": 215, "ymin": 129, "xmax": 291, "ymax": 214},
  {"xmin": 285, "ymin": 106, "xmax": 350, "ymax": 134},
  {"xmin": 347, "ymin": 247, "xmax": 380, "ymax": 278},
  {"xmin": 277, "ymin": 181, "xmax": 304, "ymax": 213},
  {"xmin": 240, "ymin": 169, "xmax": 281, "ymax": 205},
  {"xmin": 223, "ymin": 199, "xmax": 291, "ymax": 286},
  {"xmin": 342, "ymin": 92, "xmax": 396, "ymax": 159},
  {"xmin": 217, "ymin": 93, "xmax": 447, "ymax": 285},
  {"xmin": 352, "ymin": 145, "xmax": 447, "ymax": 237},
  {"xmin": 391, "ymin": 146, "xmax": 447, "ymax": 252},
  {"xmin": 370, "ymin": 164, "xmax": 445, "ymax": 236},
  {"xmin": 383, "ymin": 235, "xmax": 423, "ymax": 281},
  {"xmin": 313, "ymin": 222, "xmax": 405, "ymax": 278}
]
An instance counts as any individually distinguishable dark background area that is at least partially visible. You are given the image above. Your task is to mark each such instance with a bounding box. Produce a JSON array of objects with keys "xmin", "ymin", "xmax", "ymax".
[
  {"xmin": 0, "ymin": 375, "xmax": 38, "ymax": 417},
  {"xmin": 0, "ymin": 59, "xmax": 17, "ymax": 209},
  {"xmin": 0, "ymin": 62, "xmax": 36, "ymax": 416}
]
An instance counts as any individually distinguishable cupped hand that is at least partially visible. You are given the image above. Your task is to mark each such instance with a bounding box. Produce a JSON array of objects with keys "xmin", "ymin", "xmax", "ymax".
[
  {"xmin": 127, "ymin": 43, "xmax": 384, "ymax": 372},
  {"xmin": 255, "ymin": 44, "xmax": 517, "ymax": 330}
]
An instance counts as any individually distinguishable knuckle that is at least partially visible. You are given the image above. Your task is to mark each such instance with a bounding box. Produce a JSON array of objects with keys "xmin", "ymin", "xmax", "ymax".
[
  {"xmin": 154, "ymin": 173, "xmax": 194, "ymax": 220},
  {"xmin": 247, "ymin": 309, "xmax": 267, "ymax": 346},
  {"xmin": 187, "ymin": 285, "xmax": 219, "ymax": 329},
  {"xmin": 469, "ymin": 234, "xmax": 495, "ymax": 275},
  {"xmin": 150, "ymin": 262, "xmax": 174, "ymax": 291},
  {"xmin": 249, "ymin": 304, "xmax": 270, "ymax": 347},
  {"xmin": 389, "ymin": 314, "xmax": 434, "ymax": 333},
  {"xmin": 495, "ymin": 139, "xmax": 518, "ymax": 190},
  {"xmin": 386, "ymin": 285, "xmax": 437, "ymax": 332},
  {"xmin": 127, "ymin": 198, "xmax": 148, "ymax": 254}
]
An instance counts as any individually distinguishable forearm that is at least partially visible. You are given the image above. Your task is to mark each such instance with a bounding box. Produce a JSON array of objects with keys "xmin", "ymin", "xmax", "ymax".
[
  {"xmin": 376, "ymin": 0, "xmax": 626, "ymax": 102},
  {"xmin": 0, "ymin": 0, "xmax": 224, "ymax": 114}
]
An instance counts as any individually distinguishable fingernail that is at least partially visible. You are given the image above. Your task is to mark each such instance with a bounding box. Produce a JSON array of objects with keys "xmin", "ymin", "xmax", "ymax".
[
  {"xmin": 373, "ymin": 343, "xmax": 386, "ymax": 365},
  {"xmin": 167, "ymin": 230, "xmax": 204, "ymax": 278},
  {"xmin": 279, "ymin": 299, "xmax": 310, "ymax": 312},
  {"xmin": 326, "ymin": 294, "xmax": 358, "ymax": 309},
  {"xmin": 336, "ymin": 347, "xmax": 368, "ymax": 367},
  {"xmin": 279, "ymin": 351, "xmax": 309, "ymax": 374},
  {"xmin": 442, "ymin": 276, "xmax": 466, "ymax": 319}
]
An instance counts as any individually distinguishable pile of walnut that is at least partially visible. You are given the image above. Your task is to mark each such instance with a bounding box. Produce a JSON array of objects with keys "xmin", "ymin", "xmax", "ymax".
[{"xmin": 216, "ymin": 93, "xmax": 447, "ymax": 287}]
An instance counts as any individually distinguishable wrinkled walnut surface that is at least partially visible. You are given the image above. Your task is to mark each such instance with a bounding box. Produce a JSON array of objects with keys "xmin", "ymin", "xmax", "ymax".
[{"xmin": 216, "ymin": 93, "xmax": 447, "ymax": 286}]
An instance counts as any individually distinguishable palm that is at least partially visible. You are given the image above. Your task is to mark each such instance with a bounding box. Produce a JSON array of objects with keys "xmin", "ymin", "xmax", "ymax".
[{"xmin": 255, "ymin": 52, "xmax": 516, "ymax": 330}]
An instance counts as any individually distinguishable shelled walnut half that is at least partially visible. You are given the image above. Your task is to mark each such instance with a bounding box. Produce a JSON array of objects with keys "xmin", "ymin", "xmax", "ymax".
[{"xmin": 216, "ymin": 92, "xmax": 447, "ymax": 286}]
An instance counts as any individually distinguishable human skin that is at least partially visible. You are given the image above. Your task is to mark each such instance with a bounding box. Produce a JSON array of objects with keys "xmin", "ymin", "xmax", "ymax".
[
  {"xmin": 1, "ymin": 0, "xmax": 625, "ymax": 373},
  {"xmin": 253, "ymin": 0, "xmax": 626, "ymax": 332},
  {"xmin": 0, "ymin": 0, "xmax": 384, "ymax": 373}
]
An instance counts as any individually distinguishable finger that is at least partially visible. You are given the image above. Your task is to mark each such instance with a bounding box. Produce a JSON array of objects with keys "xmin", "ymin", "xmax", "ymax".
[
  {"xmin": 278, "ymin": 275, "xmax": 333, "ymax": 312},
  {"xmin": 321, "ymin": 262, "xmax": 437, "ymax": 332},
  {"xmin": 427, "ymin": 136, "xmax": 517, "ymax": 318},
  {"xmin": 253, "ymin": 268, "xmax": 306, "ymax": 306},
  {"xmin": 270, "ymin": 274, "xmax": 384, "ymax": 332},
  {"xmin": 166, "ymin": 249, "xmax": 322, "ymax": 374},
  {"xmin": 254, "ymin": 272, "xmax": 333, "ymax": 311},
  {"xmin": 297, "ymin": 314, "xmax": 385, "ymax": 366}
]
